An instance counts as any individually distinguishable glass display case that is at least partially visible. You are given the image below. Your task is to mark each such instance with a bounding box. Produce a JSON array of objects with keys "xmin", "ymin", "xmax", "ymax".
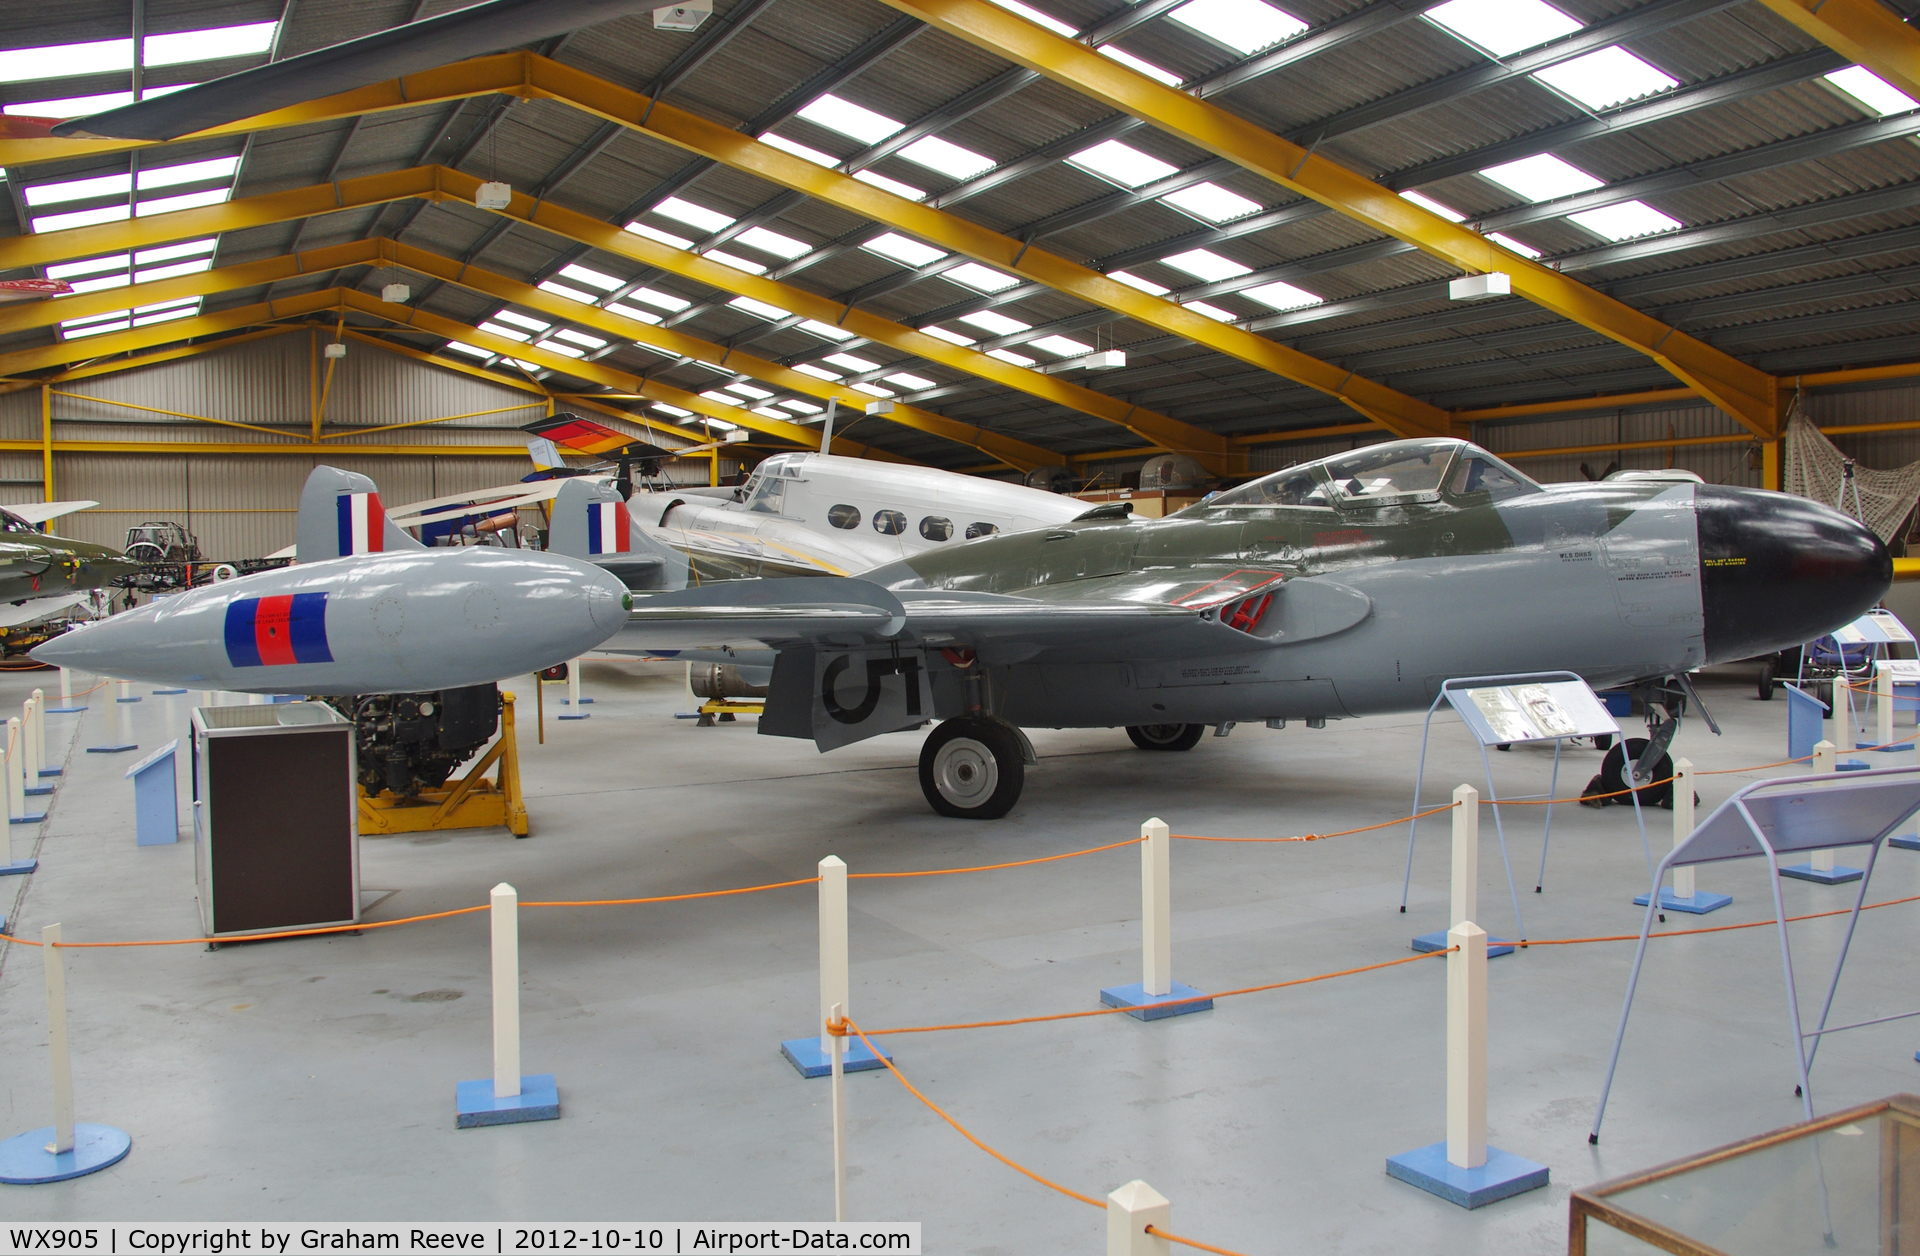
[{"xmin": 1570, "ymin": 1095, "xmax": 1920, "ymax": 1255}]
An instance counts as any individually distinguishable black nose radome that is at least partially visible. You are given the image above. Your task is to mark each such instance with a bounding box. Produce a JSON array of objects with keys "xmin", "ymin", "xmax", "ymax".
[{"xmin": 1696, "ymin": 485, "xmax": 1891, "ymax": 663}]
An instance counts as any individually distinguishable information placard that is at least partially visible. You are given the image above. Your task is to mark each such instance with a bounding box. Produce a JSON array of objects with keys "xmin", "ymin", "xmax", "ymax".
[{"xmin": 1444, "ymin": 679, "xmax": 1619, "ymax": 747}]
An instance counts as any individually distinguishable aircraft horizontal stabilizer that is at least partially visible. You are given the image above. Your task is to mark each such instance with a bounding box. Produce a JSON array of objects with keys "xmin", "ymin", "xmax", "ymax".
[{"xmin": 8, "ymin": 500, "xmax": 97, "ymax": 526}]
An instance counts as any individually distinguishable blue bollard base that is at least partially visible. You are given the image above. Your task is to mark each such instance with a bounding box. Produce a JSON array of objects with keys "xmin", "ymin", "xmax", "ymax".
[
  {"xmin": 9, "ymin": 812, "xmax": 47, "ymax": 824},
  {"xmin": 455, "ymin": 1074, "xmax": 559, "ymax": 1128},
  {"xmin": 560, "ymin": 698, "xmax": 594, "ymax": 705},
  {"xmin": 86, "ymin": 743, "xmax": 136, "ymax": 754},
  {"xmin": 0, "ymin": 1124, "xmax": 131, "ymax": 1184},
  {"xmin": 1098, "ymin": 981, "xmax": 1213, "ymax": 1021},
  {"xmin": 1386, "ymin": 1141, "xmax": 1548, "ymax": 1209},
  {"xmin": 44, "ymin": 706, "xmax": 85, "ymax": 714},
  {"xmin": 780, "ymin": 1036, "xmax": 890, "ymax": 1078},
  {"xmin": 1413, "ymin": 931, "xmax": 1515, "ymax": 958},
  {"xmin": 37, "ymin": 768, "xmax": 61, "ymax": 778},
  {"xmin": 24, "ymin": 785, "xmax": 51, "ymax": 797},
  {"xmin": 1780, "ymin": 863, "xmax": 1864, "ymax": 884},
  {"xmin": 556, "ymin": 714, "xmax": 590, "ymax": 721},
  {"xmin": 1891, "ymin": 836, "xmax": 1920, "ymax": 852},
  {"xmin": 1634, "ymin": 888, "xmax": 1733, "ymax": 914},
  {"xmin": 115, "ymin": 697, "xmax": 141, "ymax": 704},
  {"xmin": 152, "ymin": 689, "xmax": 186, "ymax": 695},
  {"xmin": 1857, "ymin": 743, "xmax": 1913, "ymax": 752},
  {"xmin": 0, "ymin": 858, "xmax": 35, "ymax": 876}
]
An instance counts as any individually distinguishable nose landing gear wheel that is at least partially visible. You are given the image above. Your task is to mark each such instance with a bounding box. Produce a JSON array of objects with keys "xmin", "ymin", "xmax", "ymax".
[
  {"xmin": 1587, "ymin": 737, "xmax": 1676, "ymax": 809},
  {"xmin": 1126, "ymin": 723, "xmax": 1205, "ymax": 751},
  {"xmin": 920, "ymin": 717, "xmax": 1025, "ymax": 819}
]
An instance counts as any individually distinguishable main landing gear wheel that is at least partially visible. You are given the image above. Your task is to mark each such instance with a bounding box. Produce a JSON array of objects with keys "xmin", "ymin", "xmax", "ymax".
[
  {"xmin": 1588, "ymin": 738, "xmax": 1676, "ymax": 810},
  {"xmin": 920, "ymin": 717, "xmax": 1025, "ymax": 819},
  {"xmin": 1757, "ymin": 660, "xmax": 1776, "ymax": 701},
  {"xmin": 1126, "ymin": 723, "xmax": 1205, "ymax": 752}
]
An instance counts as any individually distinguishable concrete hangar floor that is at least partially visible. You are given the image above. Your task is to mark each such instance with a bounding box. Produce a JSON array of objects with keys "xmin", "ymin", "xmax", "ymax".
[{"xmin": 0, "ymin": 661, "xmax": 1914, "ymax": 1252}]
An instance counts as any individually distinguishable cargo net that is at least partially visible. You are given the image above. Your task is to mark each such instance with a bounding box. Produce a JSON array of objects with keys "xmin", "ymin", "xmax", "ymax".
[{"xmin": 1783, "ymin": 411, "xmax": 1920, "ymax": 544}]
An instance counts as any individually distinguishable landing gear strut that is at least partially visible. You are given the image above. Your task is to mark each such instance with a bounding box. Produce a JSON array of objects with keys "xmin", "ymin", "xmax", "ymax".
[{"xmin": 919, "ymin": 716, "xmax": 1026, "ymax": 819}]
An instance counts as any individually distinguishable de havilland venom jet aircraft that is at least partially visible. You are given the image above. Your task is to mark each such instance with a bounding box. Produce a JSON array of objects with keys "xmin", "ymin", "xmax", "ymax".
[{"xmin": 604, "ymin": 437, "xmax": 1891, "ymax": 818}]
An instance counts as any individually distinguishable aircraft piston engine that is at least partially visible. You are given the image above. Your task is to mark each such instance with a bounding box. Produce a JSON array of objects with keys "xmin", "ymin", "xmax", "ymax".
[
  {"xmin": 328, "ymin": 684, "xmax": 501, "ymax": 797},
  {"xmin": 689, "ymin": 663, "xmax": 769, "ymax": 701}
]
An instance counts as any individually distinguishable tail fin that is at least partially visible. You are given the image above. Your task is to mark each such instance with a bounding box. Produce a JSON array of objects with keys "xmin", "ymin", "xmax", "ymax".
[
  {"xmin": 295, "ymin": 466, "xmax": 426, "ymax": 562},
  {"xmin": 550, "ymin": 479, "xmax": 687, "ymax": 591}
]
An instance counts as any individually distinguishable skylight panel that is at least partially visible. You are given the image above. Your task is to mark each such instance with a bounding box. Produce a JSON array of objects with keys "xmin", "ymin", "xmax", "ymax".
[
  {"xmin": 703, "ymin": 249, "xmax": 766, "ymax": 274},
  {"xmin": 864, "ymin": 232, "xmax": 947, "ymax": 267},
  {"xmin": 61, "ymin": 319, "xmax": 130, "ymax": 338},
  {"xmin": 1069, "ymin": 140, "xmax": 1177, "ymax": 189},
  {"xmin": 699, "ymin": 417, "xmax": 742, "ymax": 431},
  {"xmin": 1424, "ymin": 0, "xmax": 1580, "ymax": 57},
  {"xmin": 655, "ymin": 197, "xmax": 734, "ymax": 233},
  {"xmin": 145, "ymin": 22, "xmax": 276, "ymax": 66},
  {"xmin": 699, "ymin": 390, "xmax": 742, "ymax": 405},
  {"xmin": 1400, "ymin": 190, "xmax": 1465, "ymax": 222},
  {"xmin": 135, "ymin": 258, "xmax": 211, "ymax": 284},
  {"xmin": 852, "ymin": 170, "xmax": 927, "ymax": 201},
  {"xmin": 1825, "ymin": 67, "xmax": 1919, "ymax": 117},
  {"xmin": 476, "ymin": 322, "xmax": 532, "ymax": 342},
  {"xmin": 958, "ymin": 310, "xmax": 1031, "ymax": 336},
  {"xmin": 1534, "ymin": 47, "xmax": 1677, "ymax": 110},
  {"xmin": 536, "ymin": 340, "xmax": 586, "ymax": 359},
  {"xmin": 506, "ymin": 360, "xmax": 548, "ymax": 375},
  {"xmin": 606, "ymin": 302, "xmax": 662, "ymax": 324},
  {"xmin": 885, "ymin": 371, "xmax": 937, "ymax": 389},
  {"xmin": 630, "ymin": 286, "xmax": 691, "ymax": 313},
  {"xmin": 725, "ymin": 381, "xmax": 775, "ymax": 399},
  {"xmin": 1108, "ymin": 270, "xmax": 1170, "ymax": 296},
  {"xmin": 736, "ymin": 227, "xmax": 810, "ymax": 259},
  {"xmin": 853, "ymin": 382, "xmax": 894, "ymax": 397},
  {"xmin": 132, "ymin": 304, "xmax": 197, "ymax": 328},
  {"xmin": 1167, "ymin": 0, "xmax": 1307, "ymax": 56},
  {"xmin": 986, "ymin": 0, "xmax": 1077, "ymax": 36},
  {"xmin": 1030, "ymin": 335, "xmax": 1095, "ymax": 356},
  {"xmin": 67, "ymin": 273, "xmax": 130, "ymax": 294},
  {"xmin": 138, "ymin": 155, "xmax": 241, "ymax": 190},
  {"xmin": 825, "ymin": 352, "xmax": 881, "ymax": 372},
  {"xmin": 780, "ymin": 399, "xmax": 825, "ymax": 414},
  {"xmin": 654, "ymin": 403, "xmax": 694, "ymax": 417},
  {"xmin": 1568, "ymin": 200, "xmax": 1681, "ymax": 240},
  {"xmin": 61, "ymin": 308, "xmax": 136, "ymax": 331},
  {"xmin": 1163, "ymin": 182, "xmax": 1261, "ymax": 223},
  {"xmin": 759, "ymin": 133, "xmax": 839, "ymax": 165},
  {"xmin": 1098, "ymin": 45, "xmax": 1182, "ymax": 86},
  {"xmin": 538, "ymin": 280, "xmax": 596, "ymax": 303},
  {"xmin": 946, "ymin": 262, "xmax": 1020, "ymax": 293},
  {"xmin": 899, "ymin": 136, "xmax": 995, "ymax": 180},
  {"xmin": 626, "ymin": 222, "xmax": 694, "ymax": 250},
  {"xmin": 753, "ymin": 406, "xmax": 789, "ymax": 419},
  {"xmin": 0, "ymin": 37, "xmax": 135, "ymax": 80},
  {"xmin": 798, "ymin": 319, "xmax": 855, "ymax": 341},
  {"xmin": 921, "ymin": 325, "xmax": 976, "ymax": 345},
  {"xmin": 138, "ymin": 187, "xmax": 230, "ymax": 215},
  {"xmin": 1183, "ymin": 300, "xmax": 1238, "ymax": 321},
  {"xmin": 728, "ymin": 296, "xmax": 792, "ymax": 321},
  {"xmin": 491, "ymin": 310, "xmax": 551, "ymax": 332},
  {"xmin": 1241, "ymin": 280, "xmax": 1321, "ymax": 310},
  {"xmin": 794, "ymin": 363, "xmax": 843, "ymax": 381},
  {"xmin": 1488, "ymin": 232, "xmax": 1542, "ymax": 258},
  {"xmin": 32, "ymin": 204, "xmax": 129, "ymax": 233},
  {"xmin": 444, "ymin": 342, "xmax": 491, "ymax": 359},
  {"xmin": 137, "ymin": 239, "xmax": 216, "ymax": 265},
  {"xmin": 553, "ymin": 329, "xmax": 607, "ymax": 349},
  {"xmin": 48, "ymin": 253, "xmax": 131, "ymax": 279},
  {"xmin": 24, "ymin": 172, "xmax": 131, "ymax": 207},
  {"xmin": 1161, "ymin": 249, "xmax": 1251, "ymax": 281},
  {"xmin": 796, "ymin": 94, "xmax": 903, "ymax": 144},
  {"xmin": 988, "ymin": 348, "xmax": 1037, "ymax": 366},
  {"xmin": 5, "ymin": 83, "xmax": 195, "ymax": 119},
  {"xmin": 560, "ymin": 264, "xmax": 622, "ymax": 291},
  {"xmin": 1479, "ymin": 153, "xmax": 1603, "ymax": 202}
]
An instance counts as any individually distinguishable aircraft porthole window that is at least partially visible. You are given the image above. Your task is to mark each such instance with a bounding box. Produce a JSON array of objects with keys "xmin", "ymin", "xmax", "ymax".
[
  {"xmin": 919, "ymin": 516, "xmax": 954, "ymax": 542},
  {"xmin": 828, "ymin": 504, "xmax": 861, "ymax": 530},
  {"xmin": 965, "ymin": 522, "xmax": 999, "ymax": 539},
  {"xmin": 873, "ymin": 509, "xmax": 907, "ymax": 536}
]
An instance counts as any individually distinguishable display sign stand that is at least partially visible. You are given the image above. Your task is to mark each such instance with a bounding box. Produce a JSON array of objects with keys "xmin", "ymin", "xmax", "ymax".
[
  {"xmin": 1590, "ymin": 766, "xmax": 1920, "ymax": 1142},
  {"xmin": 1401, "ymin": 672, "xmax": 1621, "ymax": 949},
  {"xmin": 125, "ymin": 741, "xmax": 178, "ymax": 847}
]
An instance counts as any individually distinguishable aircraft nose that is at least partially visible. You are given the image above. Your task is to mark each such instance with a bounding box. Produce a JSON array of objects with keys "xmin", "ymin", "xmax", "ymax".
[
  {"xmin": 30, "ymin": 603, "xmax": 158, "ymax": 673},
  {"xmin": 585, "ymin": 568, "xmax": 631, "ymax": 637},
  {"xmin": 1696, "ymin": 484, "xmax": 1891, "ymax": 662}
]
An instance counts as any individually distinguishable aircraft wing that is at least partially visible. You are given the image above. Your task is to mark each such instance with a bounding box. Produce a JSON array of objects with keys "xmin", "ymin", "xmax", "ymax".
[
  {"xmin": 8, "ymin": 500, "xmax": 98, "ymax": 525},
  {"xmin": 0, "ymin": 592, "xmax": 90, "ymax": 627},
  {"xmin": 385, "ymin": 479, "xmax": 580, "ymax": 528}
]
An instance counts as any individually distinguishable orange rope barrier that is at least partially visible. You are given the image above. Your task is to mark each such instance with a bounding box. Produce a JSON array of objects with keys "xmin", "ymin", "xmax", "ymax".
[
  {"xmin": 847, "ymin": 837, "xmax": 1142, "ymax": 878},
  {"xmin": 523, "ymin": 878, "xmax": 819, "ymax": 907},
  {"xmin": 1146, "ymin": 1226, "xmax": 1254, "ymax": 1256},
  {"xmin": 0, "ymin": 905, "xmax": 489, "ymax": 947},
  {"xmin": 1522, "ymin": 892, "xmax": 1920, "ymax": 947},
  {"xmin": 1174, "ymin": 803, "xmax": 1454, "ymax": 843}
]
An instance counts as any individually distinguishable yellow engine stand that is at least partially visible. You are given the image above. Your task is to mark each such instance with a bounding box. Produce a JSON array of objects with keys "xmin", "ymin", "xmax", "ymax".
[
  {"xmin": 696, "ymin": 696, "xmax": 764, "ymax": 726},
  {"xmin": 358, "ymin": 691, "xmax": 530, "ymax": 838}
]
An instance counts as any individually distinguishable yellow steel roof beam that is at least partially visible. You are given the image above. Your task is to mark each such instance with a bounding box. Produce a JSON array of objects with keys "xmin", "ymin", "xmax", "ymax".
[
  {"xmin": 0, "ymin": 291, "xmax": 342, "ymax": 378},
  {"xmin": 1752, "ymin": 0, "xmax": 1920, "ymax": 102},
  {"xmin": 525, "ymin": 55, "xmax": 1446, "ymax": 446},
  {"xmin": 865, "ymin": 0, "xmax": 1782, "ymax": 439}
]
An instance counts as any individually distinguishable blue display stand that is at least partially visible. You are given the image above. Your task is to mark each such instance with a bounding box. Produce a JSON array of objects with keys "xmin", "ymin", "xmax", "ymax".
[
  {"xmin": 454, "ymin": 1074, "xmax": 559, "ymax": 1128},
  {"xmin": 1891, "ymin": 835, "xmax": 1920, "ymax": 852},
  {"xmin": 1414, "ymin": 930, "xmax": 1515, "ymax": 958},
  {"xmin": 0, "ymin": 1124, "xmax": 131, "ymax": 1184},
  {"xmin": 1386, "ymin": 1142, "xmax": 1549, "ymax": 1209},
  {"xmin": 1633, "ymin": 888, "xmax": 1733, "ymax": 914},
  {"xmin": 0, "ymin": 859, "xmax": 28, "ymax": 877},
  {"xmin": 1780, "ymin": 862, "xmax": 1865, "ymax": 884},
  {"xmin": 1099, "ymin": 981, "xmax": 1213, "ymax": 1021},
  {"xmin": 780, "ymin": 1035, "xmax": 890, "ymax": 1078},
  {"xmin": 125, "ymin": 740, "xmax": 178, "ymax": 847}
]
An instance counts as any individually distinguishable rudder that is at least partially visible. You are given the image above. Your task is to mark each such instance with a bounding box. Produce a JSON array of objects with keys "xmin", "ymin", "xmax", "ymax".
[
  {"xmin": 549, "ymin": 478, "xmax": 688, "ymax": 590},
  {"xmin": 295, "ymin": 466, "xmax": 425, "ymax": 561}
]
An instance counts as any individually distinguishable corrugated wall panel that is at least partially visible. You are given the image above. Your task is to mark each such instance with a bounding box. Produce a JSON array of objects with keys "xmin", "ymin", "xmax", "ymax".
[{"xmin": 1475, "ymin": 404, "xmax": 1760, "ymax": 486}]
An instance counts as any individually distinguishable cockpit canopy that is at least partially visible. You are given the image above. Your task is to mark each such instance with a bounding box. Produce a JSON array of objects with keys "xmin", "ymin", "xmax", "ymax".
[
  {"xmin": 1207, "ymin": 439, "xmax": 1540, "ymax": 511},
  {"xmin": 0, "ymin": 509, "xmax": 40, "ymax": 535}
]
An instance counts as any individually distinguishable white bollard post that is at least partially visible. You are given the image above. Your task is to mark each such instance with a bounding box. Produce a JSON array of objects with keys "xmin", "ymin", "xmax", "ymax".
[
  {"xmin": 1878, "ymin": 662, "xmax": 1895, "ymax": 749},
  {"xmin": 1451, "ymin": 785, "xmax": 1478, "ymax": 928},
  {"xmin": 1106, "ymin": 1180, "xmax": 1171, "ymax": 1256},
  {"xmin": 21, "ymin": 697, "xmax": 37, "ymax": 783},
  {"xmin": 568, "ymin": 661, "xmax": 582, "ymax": 708},
  {"xmin": 1141, "ymin": 818, "xmax": 1171, "ymax": 998},
  {"xmin": 44, "ymin": 922, "xmax": 74, "ymax": 1155},
  {"xmin": 1672, "ymin": 759, "xmax": 1696, "ymax": 900},
  {"xmin": 1813, "ymin": 739, "xmax": 1837, "ymax": 873},
  {"xmin": 819, "ymin": 856, "xmax": 848, "ymax": 1058},
  {"xmin": 491, "ymin": 883, "xmax": 520, "ymax": 1100},
  {"xmin": 30, "ymin": 687, "xmax": 45, "ymax": 770},
  {"xmin": 200, "ymin": 690, "xmax": 215, "ymax": 710},
  {"xmin": 58, "ymin": 668, "xmax": 71, "ymax": 705},
  {"xmin": 1446, "ymin": 921, "xmax": 1489, "ymax": 1171},
  {"xmin": 116, "ymin": 680, "xmax": 135, "ymax": 746},
  {"xmin": 6, "ymin": 717, "xmax": 23, "ymax": 821},
  {"xmin": 829, "ymin": 999, "xmax": 846, "ymax": 1223}
]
